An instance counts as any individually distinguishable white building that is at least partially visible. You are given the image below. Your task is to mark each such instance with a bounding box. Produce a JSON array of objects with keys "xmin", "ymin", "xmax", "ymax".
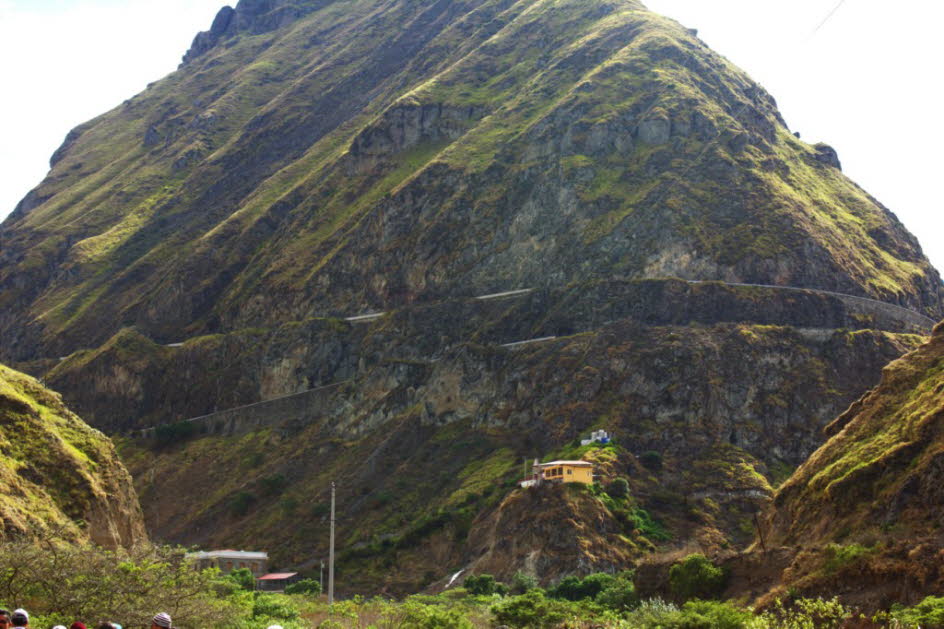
[
  {"xmin": 580, "ymin": 429, "xmax": 611, "ymax": 446},
  {"xmin": 188, "ymin": 550, "xmax": 269, "ymax": 576}
]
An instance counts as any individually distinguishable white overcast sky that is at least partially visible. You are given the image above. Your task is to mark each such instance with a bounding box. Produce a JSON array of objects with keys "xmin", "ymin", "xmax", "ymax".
[{"xmin": 1, "ymin": 0, "xmax": 943, "ymax": 273}]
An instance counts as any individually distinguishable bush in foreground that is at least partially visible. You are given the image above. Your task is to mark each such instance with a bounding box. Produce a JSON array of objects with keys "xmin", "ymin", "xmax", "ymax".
[
  {"xmin": 285, "ymin": 578, "xmax": 322, "ymax": 596},
  {"xmin": 491, "ymin": 590, "xmax": 567, "ymax": 628},
  {"xmin": 668, "ymin": 554, "xmax": 727, "ymax": 601}
]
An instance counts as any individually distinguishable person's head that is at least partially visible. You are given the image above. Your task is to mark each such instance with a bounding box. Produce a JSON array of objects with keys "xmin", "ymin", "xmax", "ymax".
[
  {"xmin": 9, "ymin": 609, "xmax": 27, "ymax": 628},
  {"xmin": 149, "ymin": 613, "xmax": 171, "ymax": 629},
  {"xmin": 0, "ymin": 608, "xmax": 9, "ymax": 628},
  {"xmin": 52, "ymin": 626, "xmax": 66, "ymax": 629},
  {"xmin": 69, "ymin": 623, "xmax": 87, "ymax": 629},
  {"xmin": 96, "ymin": 623, "xmax": 113, "ymax": 629}
]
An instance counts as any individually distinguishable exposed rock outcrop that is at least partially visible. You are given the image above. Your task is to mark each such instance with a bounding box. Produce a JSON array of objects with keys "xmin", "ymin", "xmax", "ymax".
[
  {"xmin": 814, "ymin": 142, "xmax": 842, "ymax": 170},
  {"xmin": 181, "ymin": 0, "xmax": 321, "ymax": 66}
]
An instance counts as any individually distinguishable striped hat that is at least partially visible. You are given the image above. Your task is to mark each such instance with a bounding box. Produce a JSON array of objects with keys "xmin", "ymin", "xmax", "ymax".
[{"xmin": 152, "ymin": 613, "xmax": 172, "ymax": 628}]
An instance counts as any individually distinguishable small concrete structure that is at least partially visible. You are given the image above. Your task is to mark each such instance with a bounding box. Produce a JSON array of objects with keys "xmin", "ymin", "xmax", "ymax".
[
  {"xmin": 581, "ymin": 429, "xmax": 610, "ymax": 446},
  {"xmin": 519, "ymin": 459, "xmax": 594, "ymax": 488},
  {"xmin": 188, "ymin": 550, "xmax": 268, "ymax": 577},
  {"xmin": 256, "ymin": 572, "xmax": 301, "ymax": 592}
]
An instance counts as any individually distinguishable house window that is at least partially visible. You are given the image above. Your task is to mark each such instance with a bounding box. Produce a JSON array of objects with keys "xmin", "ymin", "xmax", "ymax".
[{"xmin": 567, "ymin": 469, "xmax": 572, "ymax": 475}]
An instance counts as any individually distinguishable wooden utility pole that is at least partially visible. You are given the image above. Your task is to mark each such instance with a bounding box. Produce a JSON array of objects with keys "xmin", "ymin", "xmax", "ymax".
[
  {"xmin": 329, "ymin": 482, "xmax": 336, "ymax": 605},
  {"xmin": 753, "ymin": 512, "xmax": 767, "ymax": 555}
]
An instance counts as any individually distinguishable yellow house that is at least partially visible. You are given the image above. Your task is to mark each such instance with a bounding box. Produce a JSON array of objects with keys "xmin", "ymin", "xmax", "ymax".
[{"xmin": 520, "ymin": 460, "xmax": 594, "ymax": 487}]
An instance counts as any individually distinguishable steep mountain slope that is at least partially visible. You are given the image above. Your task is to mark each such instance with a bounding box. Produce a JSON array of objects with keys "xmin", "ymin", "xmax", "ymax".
[
  {"xmin": 748, "ymin": 320, "xmax": 944, "ymax": 609},
  {"xmin": 0, "ymin": 0, "xmax": 939, "ymax": 362},
  {"xmin": 112, "ymin": 301, "xmax": 923, "ymax": 593},
  {"xmin": 0, "ymin": 363, "xmax": 146, "ymax": 548},
  {"xmin": 770, "ymin": 320, "xmax": 944, "ymax": 546}
]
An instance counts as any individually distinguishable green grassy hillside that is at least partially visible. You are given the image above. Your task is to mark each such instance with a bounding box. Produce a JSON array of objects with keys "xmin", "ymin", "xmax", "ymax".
[
  {"xmin": 748, "ymin": 321, "xmax": 944, "ymax": 609},
  {"xmin": 0, "ymin": 364, "xmax": 146, "ymax": 547}
]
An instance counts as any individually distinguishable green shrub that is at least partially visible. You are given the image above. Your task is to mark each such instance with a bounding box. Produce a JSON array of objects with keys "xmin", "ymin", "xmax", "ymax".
[
  {"xmin": 154, "ymin": 420, "xmax": 197, "ymax": 448},
  {"xmin": 230, "ymin": 490, "xmax": 257, "ymax": 516},
  {"xmin": 607, "ymin": 477, "xmax": 630, "ymax": 499},
  {"xmin": 623, "ymin": 598, "xmax": 682, "ymax": 626},
  {"xmin": 260, "ymin": 474, "xmax": 289, "ymax": 497},
  {"xmin": 491, "ymin": 590, "xmax": 566, "ymax": 628},
  {"xmin": 595, "ymin": 577, "xmax": 639, "ymax": 611},
  {"xmin": 228, "ymin": 567, "xmax": 255, "ymax": 591},
  {"xmin": 285, "ymin": 578, "xmax": 321, "ymax": 596},
  {"xmin": 640, "ymin": 450, "xmax": 664, "ymax": 471},
  {"xmin": 464, "ymin": 573, "xmax": 500, "ymax": 596},
  {"xmin": 623, "ymin": 599, "xmax": 750, "ymax": 628},
  {"xmin": 549, "ymin": 572, "xmax": 615, "ymax": 601},
  {"xmin": 821, "ymin": 543, "xmax": 874, "ymax": 575},
  {"xmin": 400, "ymin": 601, "xmax": 473, "ymax": 628},
  {"xmin": 760, "ymin": 597, "xmax": 850, "ymax": 628},
  {"xmin": 893, "ymin": 595, "xmax": 944, "ymax": 628},
  {"xmin": 668, "ymin": 554, "xmax": 727, "ymax": 601},
  {"xmin": 510, "ymin": 570, "xmax": 538, "ymax": 594},
  {"xmin": 631, "ymin": 507, "xmax": 672, "ymax": 541},
  {"xmin": 672, "ymin": 600, "xmax": 753, "ymax": 629},
  {"xmin": 251, "ymin": 592, "xmax": 300, "ymax": 621}
]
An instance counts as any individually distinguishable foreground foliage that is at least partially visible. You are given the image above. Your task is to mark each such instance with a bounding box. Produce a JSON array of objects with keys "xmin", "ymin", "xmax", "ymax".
[
  {"xmin": 0, "ymin": 537, "xmax": 306, "ymax": 629},
  {"xmin": 0, "ymin": 547, "xmax": 936, "ymax": 629}
]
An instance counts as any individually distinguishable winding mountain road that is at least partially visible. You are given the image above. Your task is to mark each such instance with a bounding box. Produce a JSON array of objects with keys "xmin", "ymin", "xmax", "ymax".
[{"xmin": 129, "ymin": 279, "xmax": 938, "ymax": 436}]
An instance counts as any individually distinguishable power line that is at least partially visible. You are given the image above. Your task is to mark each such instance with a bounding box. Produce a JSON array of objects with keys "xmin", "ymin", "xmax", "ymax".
[{"xmin": 810, "ymin": 0, "xmax": 847, "ymax": 38}]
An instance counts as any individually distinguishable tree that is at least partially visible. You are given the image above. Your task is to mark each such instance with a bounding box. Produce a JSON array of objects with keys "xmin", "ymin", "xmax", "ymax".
[
  {"xmin": 595, "ymin": 576, "xmax": 639, "ymax": 611},
  {"xmin": 464, "ymin": 573, "xmax": 500, "ymax": 596},
  {"xmin": 668, "ymin": 554, "xmax": 727, "ymax": 600},
  {"xmin": 0, "ymin": 533, "xmax": 237, "ymax": 628},
  {"xmin": 606, "ymin": 477, "xmax": 630, "ymax": 499},
  {"xmin": 510, "ymin": 571, "xmax": 538, "ymax": 594},
  {"xmin": 549, "ymin": 573, "xmax": 614, "ymax": 601},
  {"xmin": 228, "ymin": 567, "xmax": 255, "ymax": 591}
]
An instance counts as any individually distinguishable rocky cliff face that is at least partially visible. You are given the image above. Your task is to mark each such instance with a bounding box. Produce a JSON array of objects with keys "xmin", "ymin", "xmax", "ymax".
[
  {"xmin": 0, "ymin": 364, "xmax": 146, "ymax": 548},
  {"xmin": 111, "ymin": 297, "xmax": 923, "ymax": 592},
  {"xmin": 39, "ymin": 279, "xmax": 929, "ymax": 433}
]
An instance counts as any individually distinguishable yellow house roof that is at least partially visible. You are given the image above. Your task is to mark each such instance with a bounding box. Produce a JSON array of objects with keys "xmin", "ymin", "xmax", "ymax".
[{"xmin": 538, "ymin": 460, "xmax": 593, "ymax": 467}]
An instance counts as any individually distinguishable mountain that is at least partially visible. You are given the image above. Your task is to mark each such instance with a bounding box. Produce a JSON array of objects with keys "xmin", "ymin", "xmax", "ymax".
[
  {"xmin": 0, "ymin": 363, "xmax": 146, "ymax": 548},
  {"xmin": 751, "ymin": 319, "xmax": 944, "ymax": 610},
  {"xmin": 0, "ymin": 0, "xmax": 939, "ymax": 361},
  {"xmin": 0, "ymin": 0, "xmax": 942, "ymax": 593}
]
